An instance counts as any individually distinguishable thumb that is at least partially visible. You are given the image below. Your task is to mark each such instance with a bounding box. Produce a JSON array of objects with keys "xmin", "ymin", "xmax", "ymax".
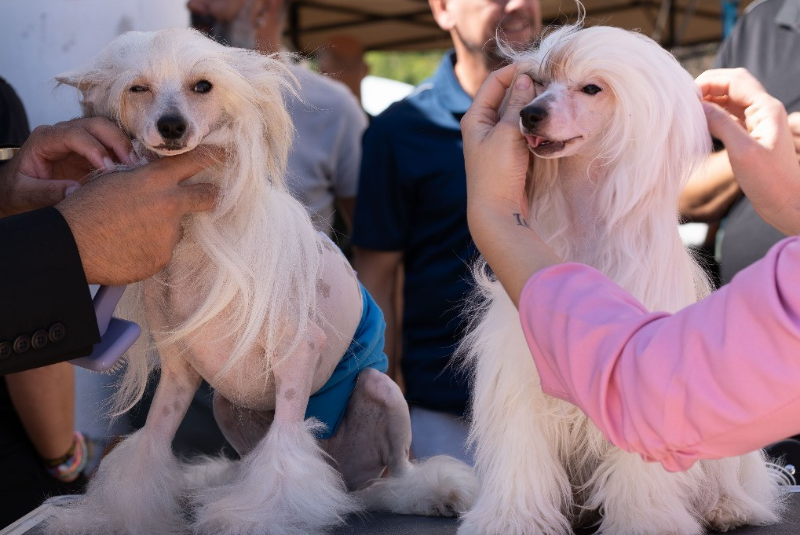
[
  {"xmin": 498, "ymin": 74, "xmax": 535, "ymax": 128},
  {"xmin": 17, "ymin": 176, "xmax": 81, "ymax": 211},
  {"xmin": 703, "ymin": 101, "xmax": 753, "ymax": 154}
]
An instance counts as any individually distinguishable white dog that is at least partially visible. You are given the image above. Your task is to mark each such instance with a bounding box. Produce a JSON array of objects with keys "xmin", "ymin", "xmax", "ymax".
[
  {"xmin": 459, "ymin": 23, "xmax": 785, "ymax": 535},
  {"xmin": 48, "ymin": 28, "xmax": 476, "ymax": 535}
]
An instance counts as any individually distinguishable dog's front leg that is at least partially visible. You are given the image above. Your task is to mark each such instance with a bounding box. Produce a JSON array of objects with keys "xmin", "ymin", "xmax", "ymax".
[
  {"xmin": 46, "ymin": 356, "xmax": 201, "ymax": 535},
  {"xmin": 191, "ymin": 322, "xmax": 360, "ymax": 535}
]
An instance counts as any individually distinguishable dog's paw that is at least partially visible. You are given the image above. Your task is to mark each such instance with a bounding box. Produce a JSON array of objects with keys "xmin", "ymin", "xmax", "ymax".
[
  {"xmin": 705, "ymin": 497, "xmax": 752, "ymax": 533},
  {"xmin": 45, "ymin": 429, "xmax": 188, "ymax": 535},
  {"xmin": 191, "ymin": 420, "xmax": 358, "ymax": 535},
  {"xmin": 358, "ymin": 455, "xmax": 478, "ymax": 517}
]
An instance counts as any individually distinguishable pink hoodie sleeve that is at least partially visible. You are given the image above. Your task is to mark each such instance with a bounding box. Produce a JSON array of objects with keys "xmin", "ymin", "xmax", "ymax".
[{"xmin": 519, "ymin": 236, "xmax": 800, "ymax": 472}]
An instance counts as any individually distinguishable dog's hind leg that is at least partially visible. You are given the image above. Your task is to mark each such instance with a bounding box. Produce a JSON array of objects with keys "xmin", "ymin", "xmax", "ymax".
[
  {"xmin": 182, "ymin": 396, "xmax": 275, "ymax": 492},
  {"xmin": 325, "ymin": 367, "xmax": 478, "ymax": 517},
  {"xmin": 190, "ymin": 322, "xmax": 359, "ymax": 535},
  {"xmin": 46, "ymin": 356, "xmax": 202, "ymax": 535}
]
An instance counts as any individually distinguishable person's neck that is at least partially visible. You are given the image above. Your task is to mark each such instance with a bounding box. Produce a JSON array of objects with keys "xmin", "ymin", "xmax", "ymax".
[
  {"xmin": 254, "ymin": 32, "xmax": 281, "ymax": 54},
  {"xmin": 452, "ymin": 47, "xmax": 493, "ymax": 99}
]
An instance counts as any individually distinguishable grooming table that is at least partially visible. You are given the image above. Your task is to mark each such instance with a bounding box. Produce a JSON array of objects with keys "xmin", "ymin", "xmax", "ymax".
[{"xmin": 4, "ymin": 490, "xmax": 800, "ymax": 535}]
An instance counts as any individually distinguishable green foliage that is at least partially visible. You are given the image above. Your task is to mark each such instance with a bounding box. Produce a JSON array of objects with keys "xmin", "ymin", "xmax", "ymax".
[{"xmin": 365, "ymin": 50, "xmax": 447, "ymax": 86}]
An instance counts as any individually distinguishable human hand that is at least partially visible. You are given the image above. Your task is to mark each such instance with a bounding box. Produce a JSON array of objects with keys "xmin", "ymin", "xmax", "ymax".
[
  {"xmin": 461, "ymin": 64, "xmax": 535, "ymax": 224},
  {"xmin": 461, "ymin": 65, "xmax": 561, "ymax": 305},
  {"xmin": 56, "ymin": 148, "xmax": 220, "ymax": 285},
  {"xmin": 0, "ymin": 117, "xmax": 133, "ymax": 218},
  {"xmin": 697, "ymin": 68, "xmax": 800, "ymax": 235},
  {"xmin": 788, "ymin": 111, "xmax": 800, "ymax": 167}
]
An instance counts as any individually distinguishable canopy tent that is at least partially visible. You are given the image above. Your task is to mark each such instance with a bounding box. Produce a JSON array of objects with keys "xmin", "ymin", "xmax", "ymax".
[{"xmin": 285, "ymin": 0, "xmax": 754, "ymax": 53}]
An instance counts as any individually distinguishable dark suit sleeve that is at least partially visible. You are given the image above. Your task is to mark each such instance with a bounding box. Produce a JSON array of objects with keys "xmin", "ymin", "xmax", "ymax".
[{"xmin": 0, "ymin": 207, "xmax": 100, "ymax": 374}]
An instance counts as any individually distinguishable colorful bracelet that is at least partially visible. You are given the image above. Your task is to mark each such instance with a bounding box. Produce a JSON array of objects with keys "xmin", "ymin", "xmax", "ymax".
[{"xmin": 44, "ymin": 431, "xmax": 88, "ymax": 483}]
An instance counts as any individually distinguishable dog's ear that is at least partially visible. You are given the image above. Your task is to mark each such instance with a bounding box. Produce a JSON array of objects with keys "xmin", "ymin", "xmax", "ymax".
[{"xmin": 55, "ymin": 69, "xmax": 109, "ymax": 117}]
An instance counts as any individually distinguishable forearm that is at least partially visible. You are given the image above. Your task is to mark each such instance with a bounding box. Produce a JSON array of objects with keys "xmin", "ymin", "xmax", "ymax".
[
  {"xmin": 0, "ymin": 207, "xmax": 100, "ymax": 375},
  {"xmin": 679, "ymin": 150, "xmax": 740, "ymax": 222},
  {"xmin": 520, "ymin": 236, "xmax": 800, "ymax": 471},
  {"xmin": 467, "ymin": 201, "xmax": 562, "ymax": 306},
  {"xmin": 352, "ymin": 248, "xmax": 403, "ymax": 380},
  {"xmin": 6, "ymin": 362, "xmax": 76, "ymax": 459}
]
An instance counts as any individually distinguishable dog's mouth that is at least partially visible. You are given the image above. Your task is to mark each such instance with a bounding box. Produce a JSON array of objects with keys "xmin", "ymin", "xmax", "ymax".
[
  {"xmin": 149, "ymin": 142, "xmax": 195, "ymax": 157},
  {"xmin": 524, "ymin": 134, "xmax": 579, "ymax": 155},
  {"xmin": 153, "ymin": 141, "xmax": 188, "ymax": 151}
]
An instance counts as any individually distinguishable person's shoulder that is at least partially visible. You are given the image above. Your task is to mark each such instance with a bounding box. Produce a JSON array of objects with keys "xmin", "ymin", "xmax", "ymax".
[
  {"xmin": 368, "ymin": 81, "xmax": 438, "ymax": 131},
  {"xmin": 287, "ymin": 63, "xmax": 360, "ymax": 108},
  {"xmin": 741, "ymin": 0, "xmax": 785, "ymax": 22}
]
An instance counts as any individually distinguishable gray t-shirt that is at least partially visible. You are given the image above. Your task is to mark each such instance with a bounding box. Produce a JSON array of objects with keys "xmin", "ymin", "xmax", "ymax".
[
  {"xmin": 714, "ymin": 0, "xmax": 800, "ymax": 283},
  {"xmin": 284, "ymin": 63, "xmax": 368, "ymax": 235}
]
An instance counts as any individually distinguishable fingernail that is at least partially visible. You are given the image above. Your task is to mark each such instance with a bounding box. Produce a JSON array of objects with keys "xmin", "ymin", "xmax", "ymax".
[
  {"xmin": 516, "ymin": 75, "xmax": 532, "ymax": 90},
  {"xmin": 128, "ymin": 150, "xmax": 138, "ymax": 165},
  {"xmin": 103, "ymin": 156, "xmax": 115, "ymax": 170},
  {"xmin": 65, "ymin": 185, "xmax": 80, "ymax": 197}
]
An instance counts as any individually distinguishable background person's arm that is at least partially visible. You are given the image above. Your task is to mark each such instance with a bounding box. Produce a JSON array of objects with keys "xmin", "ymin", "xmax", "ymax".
[
  {"xmin": 679, "ymin": 150, "xmax": 741, "ymax": 223},
  {"xmin": 353, "ymin": 247, "xmax": 403, "ymax": 382},
  {"xmin": 6, "ymin": 363, "xmax": 76, "ymax": 460}
]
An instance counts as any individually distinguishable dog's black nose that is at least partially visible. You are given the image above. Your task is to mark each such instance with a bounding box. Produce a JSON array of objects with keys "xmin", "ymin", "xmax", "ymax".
[
  {"xmin": 520, "ymin": 105, "xmax": 548, "ymax": 130},
  {"xmin": 157, "ymin": 115, "xmax": 187, "ymax": 140}
]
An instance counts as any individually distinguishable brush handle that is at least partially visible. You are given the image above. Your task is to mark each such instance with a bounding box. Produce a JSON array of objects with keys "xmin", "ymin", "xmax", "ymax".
[{"xmin": 70, "ymin": 285, "xmax": 141, "ymax": 373}]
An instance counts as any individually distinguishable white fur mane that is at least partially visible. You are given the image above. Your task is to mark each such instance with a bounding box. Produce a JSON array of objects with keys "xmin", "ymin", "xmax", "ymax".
[
  {"xmin": 58, "ymin": 28, "xmax": 321, "ymax": 413},
  {"xmin": 510, "ymin": 24, "xmax": 712, "ymax": 311}
]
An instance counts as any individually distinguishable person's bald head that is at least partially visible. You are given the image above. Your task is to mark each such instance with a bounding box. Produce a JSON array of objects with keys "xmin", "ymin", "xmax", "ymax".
[{"xmin": 318, "ymin": 35, "xmax": 369, "ymax": 100}]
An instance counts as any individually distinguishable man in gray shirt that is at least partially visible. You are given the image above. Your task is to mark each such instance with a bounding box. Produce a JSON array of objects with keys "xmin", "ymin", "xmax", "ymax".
[
  {"xmin": 681, "ymin": 0, "xmax": 800, "ymax": 283},
  {"xmin": 188, "ymin": 0, "xmax": 367, "ymax": 235}
]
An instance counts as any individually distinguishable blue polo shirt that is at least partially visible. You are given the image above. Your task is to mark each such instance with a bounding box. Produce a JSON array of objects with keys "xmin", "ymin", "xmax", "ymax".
[{"xmin": 352, "ymin": 51, "xmax": 475, "ymax": 415}]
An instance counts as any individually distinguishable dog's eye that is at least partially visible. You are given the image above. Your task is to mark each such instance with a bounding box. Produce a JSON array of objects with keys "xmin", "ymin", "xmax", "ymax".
[
  {"xmin": 582, "ymin": 84, "xmax": 602, "ymax": 95},
  {"xmin": 129, "ymin": 85, "xmax": 149, "ymax": 93},
  {"xmin": 194, "ymin": 80, "xmax": 213, "ymax": 94}
]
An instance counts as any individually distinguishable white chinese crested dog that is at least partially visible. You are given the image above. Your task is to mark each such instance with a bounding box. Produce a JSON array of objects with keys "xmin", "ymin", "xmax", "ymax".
[
  {"xmin": 459, "ymin": 23, "xmax": 785, "ymax": 535},
  {"xmin": 48, "ymin": 28, "xmax": 476, "ymax": 535}
]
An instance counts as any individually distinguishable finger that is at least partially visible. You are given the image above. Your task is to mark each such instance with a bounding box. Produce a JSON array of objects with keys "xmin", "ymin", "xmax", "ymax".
[
  {"xmin": 702, "ymin": 101, "xmax": 754, "ymax": 155},
  {"xmin": 462, "ymin": 65, "xmax": 519, "ymax": 137},
  {"xmin": 32, "ymin": 124, "xmax": 116, "ymax": 177},
  {"xmin": 696, "ymin": 68, "xmax": 765, "ymax": 120},
  {"xmin": 14, "ymin": 176, "xmax": 81, "ymax": 212},
  {"xmin": 79, "ymin": 117, "xmax": 135, "ymax": 165},
  {"xmin": 178, "ymin": 182, "xmax": 219, "ymax": 214},
  {"xmin": 497, "ymin": 73, "xmax": 535, "ymax": 128},
  {"xmin": 149, "ymin": 146, "xmax": 225, "ymax": 184}
]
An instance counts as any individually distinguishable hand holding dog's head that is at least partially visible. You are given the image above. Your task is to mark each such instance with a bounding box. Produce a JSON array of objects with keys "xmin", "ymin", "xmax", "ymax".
[
  {"xmin": 57, "ymin": 28, "xmax": 294, "ymax": 170},
  {"xmin": 511, "ymin": 24, "xmax": 712, "ymax": 226}
]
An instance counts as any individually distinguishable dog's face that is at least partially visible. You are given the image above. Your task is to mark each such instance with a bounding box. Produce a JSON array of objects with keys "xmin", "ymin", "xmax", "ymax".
[
  {"xmin": 120, "ymin": 70, "xmax": 225, "ymax": 156},
  {"xmin": 56, "ymin": 28, "xmax": 295, "ymax": 163},
  {"xmin": 518, "ymin": 74, "xmax": 615, "ymax": 159}
]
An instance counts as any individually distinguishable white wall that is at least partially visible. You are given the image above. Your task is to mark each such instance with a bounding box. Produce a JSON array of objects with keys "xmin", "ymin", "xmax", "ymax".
[{"xmin": 0, "ymin": 1, "xmax": 189, "ymax": 129}]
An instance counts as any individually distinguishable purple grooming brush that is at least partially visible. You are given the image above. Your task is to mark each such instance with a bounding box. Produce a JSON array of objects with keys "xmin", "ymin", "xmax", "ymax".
[{"xmin": 70, "ymin": 285, "xmax": 140, "ymax": 373}]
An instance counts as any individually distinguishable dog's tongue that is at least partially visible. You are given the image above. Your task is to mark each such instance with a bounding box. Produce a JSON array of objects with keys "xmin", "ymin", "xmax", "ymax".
[{"xmin": 525, "ymin": 134, "xmax": 547, "ymax": 148}]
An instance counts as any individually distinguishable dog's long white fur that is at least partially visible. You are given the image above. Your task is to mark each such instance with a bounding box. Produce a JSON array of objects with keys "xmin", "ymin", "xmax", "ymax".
[
  {"xmin": 57, "ymin": 29, "xmax": 320, "ymax": 415},
  {"xmin": 460, "ymin": 23, "xmax": 785, "ymax": 535}
]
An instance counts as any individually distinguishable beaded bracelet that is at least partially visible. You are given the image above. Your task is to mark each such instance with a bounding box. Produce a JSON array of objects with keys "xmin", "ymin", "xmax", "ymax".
[{"xmin": 44, "ymin": 431, "xmax": 88, "ymax": 483}]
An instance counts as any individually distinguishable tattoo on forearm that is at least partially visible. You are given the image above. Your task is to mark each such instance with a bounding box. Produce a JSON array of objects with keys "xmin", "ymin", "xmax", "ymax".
[{"xmin": 513, "ymin": 213, "xmax": 530, "ymax": 228}]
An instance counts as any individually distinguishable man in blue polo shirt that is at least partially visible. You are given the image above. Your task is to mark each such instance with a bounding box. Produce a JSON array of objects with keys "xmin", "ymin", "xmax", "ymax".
[{"xmin": 352, "ymin": 0, "xmax": 541, "ymax": 463}]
